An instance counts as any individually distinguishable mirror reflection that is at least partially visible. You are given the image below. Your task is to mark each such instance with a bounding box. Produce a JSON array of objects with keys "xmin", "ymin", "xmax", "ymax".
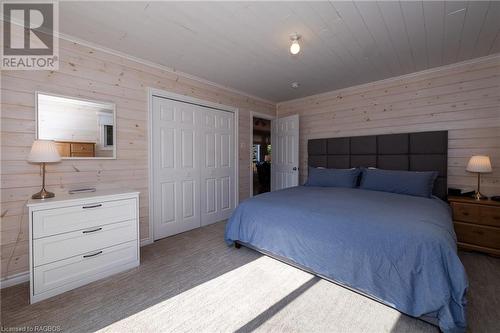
[{"xmin": 37, "ymin": 93, "xmax": 116, "ymax": 159}]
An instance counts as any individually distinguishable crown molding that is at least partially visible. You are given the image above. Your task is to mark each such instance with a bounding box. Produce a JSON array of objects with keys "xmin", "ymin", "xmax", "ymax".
[
  {"xmin": 57, "ymin": 32, "xmax": 275, "ymax": 106},
  {"xmin": 278, "ymin": 52, "xmax": 500, "ymax": 106},
  {"xmin": 44, "ymin": 32, "xmax": 500, "ymax": 107}
]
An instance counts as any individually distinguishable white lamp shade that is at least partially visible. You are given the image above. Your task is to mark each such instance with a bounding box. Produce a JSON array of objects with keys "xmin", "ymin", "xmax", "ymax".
[
  {"xmin": 466, "ymin": 155, "xmax": 492, "ymax": 173},
  {"xmin": 28, "ymin": 140, "xmax": 61, "ymax": 163}
]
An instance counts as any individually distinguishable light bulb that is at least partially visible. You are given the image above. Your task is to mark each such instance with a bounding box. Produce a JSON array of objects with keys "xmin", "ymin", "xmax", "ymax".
[{"xmin": 290, "ymin": 40, "xmax": 300, "ymax": 55}]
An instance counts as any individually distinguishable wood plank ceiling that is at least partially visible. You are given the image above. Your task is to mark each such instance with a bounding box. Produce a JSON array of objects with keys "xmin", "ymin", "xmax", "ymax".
[{"xmin": 59, "ymin": 1, "xmax": 500, "ymax": 102}]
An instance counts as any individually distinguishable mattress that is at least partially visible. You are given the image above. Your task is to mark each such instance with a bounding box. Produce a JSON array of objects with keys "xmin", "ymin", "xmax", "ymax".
[{"xmin": 225, "ymin": 186, "xmax": 468, "ymax": 333}]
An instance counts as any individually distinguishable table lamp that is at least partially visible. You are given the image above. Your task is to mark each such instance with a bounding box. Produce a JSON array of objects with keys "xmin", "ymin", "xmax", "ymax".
[
  {"xmin": 28, "ymin": 140, "xmax": 61, "ymax": 199},
  {"xmin": 466, "ymin": 155, "xmax": 492, "ymax": 200}
]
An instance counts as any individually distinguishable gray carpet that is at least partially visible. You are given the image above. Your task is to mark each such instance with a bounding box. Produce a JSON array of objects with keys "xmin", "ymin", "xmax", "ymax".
[{"xmin": 1, "ymin": 222, "xmax": 499, "ymax": 333}]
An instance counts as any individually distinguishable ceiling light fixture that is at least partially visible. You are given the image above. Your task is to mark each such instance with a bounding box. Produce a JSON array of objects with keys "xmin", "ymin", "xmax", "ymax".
[
  {"xmin": 290, "ymin": 33, "xmax": 301, "ymax": 55},
  {"xmin": 291, "ymin": 82, "xmax": 300, "ymax": 89}
]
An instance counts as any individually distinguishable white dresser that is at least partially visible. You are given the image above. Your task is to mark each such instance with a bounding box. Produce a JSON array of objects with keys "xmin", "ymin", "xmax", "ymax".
[{"xmin": 27, "ymin": 189, "xmax": 140, "ymax": 303}]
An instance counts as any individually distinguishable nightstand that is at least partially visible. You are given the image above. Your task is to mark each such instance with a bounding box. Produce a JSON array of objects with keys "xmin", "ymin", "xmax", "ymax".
[{"xmin": 448, "ymin": 196, "xmax": 500, "ymax": 256}]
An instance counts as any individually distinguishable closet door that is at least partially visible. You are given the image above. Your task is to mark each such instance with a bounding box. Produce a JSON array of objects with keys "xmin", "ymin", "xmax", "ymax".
[
  {"xmin": 152, "ymin": 97, "xmax": 201, "ymax": 239},
  {"xmin": 200, "ymin": 110, "xmax": 235, "ymax": 225}
]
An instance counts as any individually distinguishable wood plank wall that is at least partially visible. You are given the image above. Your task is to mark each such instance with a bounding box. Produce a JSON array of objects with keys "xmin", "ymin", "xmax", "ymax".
[
  {"xmin": 277, "ymin": 55, "xmax": 500, "ymax": 196},
  {"xmin": 1, "ymin": 37, "xmax": 498, "ymax": 282},
  {"xmin": 0, "ymin": 38, "xmax": 275, "ymax": 280}
]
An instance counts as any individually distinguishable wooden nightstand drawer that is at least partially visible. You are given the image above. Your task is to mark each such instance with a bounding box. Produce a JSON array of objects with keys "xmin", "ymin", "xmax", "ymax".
[
  {"xmin": 480, "ymin": 206, "xmax": 500, "ymax": 227},
  {"xmin": 449, "ymin": 196, "xmax": 500, "ymax": 256},
  {"xmin": 454, "ymin": 222, "xmax": 500, "ymax": 250},
  {"xmin": 451, "ymin": 202, "xmax": 480, "ymax": 223}
]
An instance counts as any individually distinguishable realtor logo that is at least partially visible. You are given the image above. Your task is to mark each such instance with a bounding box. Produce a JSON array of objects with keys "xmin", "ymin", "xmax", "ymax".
[{"xmin": 1, "ymin": 1, "xmax": 59, "ymax": 70}]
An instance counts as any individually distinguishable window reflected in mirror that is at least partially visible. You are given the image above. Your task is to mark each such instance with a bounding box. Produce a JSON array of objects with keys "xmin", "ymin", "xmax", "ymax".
[{"xmin": 37, "ymin": 93, "xmax": 116, "ymax": 159}]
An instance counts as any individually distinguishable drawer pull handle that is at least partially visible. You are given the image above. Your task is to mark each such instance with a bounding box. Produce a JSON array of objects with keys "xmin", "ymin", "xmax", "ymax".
[
  {"xmin": 83, "ymin": 251, "xmax": 103, "ymax": 258},
  {"xmin": 462, "ymin": 212, "xmax": 469, "ymax": 216},
  {"xmin": 82, "ymin": 227, "xmax": 102, "ymax": 234},
  {"xmin": 82, "ymin": 204, "xmax": 102, "ymax": 209}
]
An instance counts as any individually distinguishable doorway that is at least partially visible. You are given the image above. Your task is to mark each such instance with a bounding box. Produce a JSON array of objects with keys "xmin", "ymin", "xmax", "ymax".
[{"xmin": 252, "ymin": 117, "xmax": 272, "ymax": 196}]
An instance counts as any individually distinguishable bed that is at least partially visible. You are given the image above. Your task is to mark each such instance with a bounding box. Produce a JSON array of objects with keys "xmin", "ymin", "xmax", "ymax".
[{"xmin": 225, "ymin": 131, "xmax": 468, "ymax": 333}]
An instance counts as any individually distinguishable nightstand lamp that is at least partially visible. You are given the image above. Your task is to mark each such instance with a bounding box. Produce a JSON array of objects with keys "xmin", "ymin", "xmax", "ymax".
[
  {"xmin": 28, "ymin": 140, "xmax": 61, "ymax": 199},
  {"xmin": 466, "ymin": 155, "xmax": 492, "ymax": 200}
]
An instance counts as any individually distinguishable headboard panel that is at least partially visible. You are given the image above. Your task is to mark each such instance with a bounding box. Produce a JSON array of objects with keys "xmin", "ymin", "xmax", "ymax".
[{"xmin": 308, "ymin": 131, "xmax": 448, "ymax": 199}]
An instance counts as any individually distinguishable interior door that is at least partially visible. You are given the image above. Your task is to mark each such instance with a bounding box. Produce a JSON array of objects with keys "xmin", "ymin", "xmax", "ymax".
[
  {"xmin": 200, "ymin": 109, "xmax": 235, "ymax": 226},
  {"xmin": 152, "ymin": 97, "xmax": 201, "ymax": 239},
  {"xmin": 271, "ymin": 114, "xmax": 299, "ymax": 191}
]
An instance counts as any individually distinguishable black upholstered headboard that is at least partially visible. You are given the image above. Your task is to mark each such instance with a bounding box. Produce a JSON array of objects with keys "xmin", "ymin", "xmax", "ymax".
[{"xmin": 307, "ymin": 131, "xmax": 448, "ymax": 199}]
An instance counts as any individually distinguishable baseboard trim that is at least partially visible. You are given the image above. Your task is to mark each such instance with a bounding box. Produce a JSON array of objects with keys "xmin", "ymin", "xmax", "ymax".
[
  {"xmin": 0, "ymin": 271, "xmax": 30, "ymax": 289},
  {"xmin": 2, "ymin": 240, "xmax": 153, "ymax": 289},
  {"xmin": 140, "ymin": 238, "xmax": 153, "ymax": 246}
]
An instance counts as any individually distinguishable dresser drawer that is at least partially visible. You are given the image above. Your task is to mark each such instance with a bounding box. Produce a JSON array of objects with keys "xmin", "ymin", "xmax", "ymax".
[
  {"xmin": 33, "ymin": 219, "xmax": 137, "ymax": 266},
  {"xmin": 32, "ymin": 198, "xmax": 136, "ymax": 239},
  {"xmin": 480, "ymin": 206, "xmax": 500, "ymax": 227},
  {"xmin": 54, "ymin": 142, "xmax": 70, "ymax": 157},
  {"xmin": 33, "ymin": 240, "xmax": 138, "ymax": 295},
  {"xmin": 451, "ymin": 203, "xmax": 480, "ymax": 223},
  {"xmin": 454, "ymin": 222, "xmax": 500, "ymax": 249},
  {"xmin": 71, "ymin": 143, "xmax": 94, "ymax": 153},
  {"xmin": 71, "ymin": 152, "xmax": 94, "ymax": 158}
]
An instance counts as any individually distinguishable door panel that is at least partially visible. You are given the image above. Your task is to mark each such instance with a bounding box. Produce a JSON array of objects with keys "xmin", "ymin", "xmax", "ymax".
[
  {"xmin": 181, "ymin": 108, "xmax": 194, "ymax": 123},
  {"xmin": 205, "ymin": 133, "xmax": 216, "ymax": 168},
  {"xmin": 182, "ymin": 180, "xmax": 195, "ymax": 218},
  {"xmin": 200, "ymin": 110, "xmax": 235, "ymax": 226},
  {"xmin": 221, "ymin": 177, "xmax": 231, "ymax": 210},
  {"xmin": 160, "ymin": 128, "xmax": 175, "ymax": 169},
  {"xmin": 161, "ymin": 181, "xmax": 175, "ymax": 224},
  {"xmin": 181, "ymin": 129, "xmax": 195, "ymax": 168},
  {"xmin": 220, "ymin": 133, "xmax": 231, "ymax": 168},
  {"xmin": 205, "ymin": 178, "xmax": 217, "ymax": 213},
  {"xmin": 160, "ymin": 105, "xmax": 174, "ymax": 121},
  {"xmin": 153, "ymin": 97, "xmax": 201, "ymax": 239},
  {"xmin": 271, "ymin": 115, "xmax": 299, "ymax": 191}
]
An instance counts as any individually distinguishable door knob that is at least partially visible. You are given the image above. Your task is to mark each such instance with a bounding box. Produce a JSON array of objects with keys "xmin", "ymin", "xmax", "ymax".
[{"xmin": 293, "ymin": 167, "xmax": 297, "ymax": 171}]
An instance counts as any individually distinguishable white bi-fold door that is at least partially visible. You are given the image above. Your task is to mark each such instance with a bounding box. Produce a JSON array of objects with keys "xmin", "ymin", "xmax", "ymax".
[
  {"xmin": 200, "ymin": 109, "xmax": 235, "ymax": 226},
  {"xmin": 271, "ymin": 114, "xmax": 299, "ymax": 191},
  {"xmin": 152, "ymin": 96, "xmax": 235, "ymax": 240}
]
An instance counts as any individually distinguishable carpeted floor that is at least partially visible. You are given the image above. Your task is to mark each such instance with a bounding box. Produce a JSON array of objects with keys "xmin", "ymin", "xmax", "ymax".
[{"xmin": 1, "ymin": 221, "xmax": 499, "ymax": 332}]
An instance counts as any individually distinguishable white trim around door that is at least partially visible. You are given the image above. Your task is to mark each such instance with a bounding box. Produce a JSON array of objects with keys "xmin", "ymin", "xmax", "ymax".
[
  {"xmin": 249, "ymin": 111, "xmax": 275, "ymax": 198},
  {"xmin": 148, "ymin": 88, "xmax": 239, "ymax": 242}
]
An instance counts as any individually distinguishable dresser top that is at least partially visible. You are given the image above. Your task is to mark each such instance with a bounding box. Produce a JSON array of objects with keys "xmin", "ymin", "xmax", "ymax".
[
  {"xmin": 448, "ymin": 196, "xmax": 500, "ymax": 207},
  {"xmin": 27, "ymin": 188, "xmax": 140, "ymax": 208}
]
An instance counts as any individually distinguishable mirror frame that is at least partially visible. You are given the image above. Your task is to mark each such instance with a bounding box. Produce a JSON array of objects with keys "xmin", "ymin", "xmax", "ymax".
[{"xmin": 35, "ymin": 91, "xmax": 117, "ymax": 160}]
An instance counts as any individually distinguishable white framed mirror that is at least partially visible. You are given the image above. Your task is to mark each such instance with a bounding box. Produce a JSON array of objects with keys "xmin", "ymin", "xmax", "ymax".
[{"xmin": 36, "ymin": 92, "xmax": 116, "ymax": 159}]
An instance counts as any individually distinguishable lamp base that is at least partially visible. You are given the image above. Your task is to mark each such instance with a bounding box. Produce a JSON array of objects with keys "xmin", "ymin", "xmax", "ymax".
[
  {"xmin": 32, "ymin": 188, "xmax": 55, "ymax": 200},
  {"xmin": 472, "ymin": 191, "xmax": 488, "ymax": 200}
]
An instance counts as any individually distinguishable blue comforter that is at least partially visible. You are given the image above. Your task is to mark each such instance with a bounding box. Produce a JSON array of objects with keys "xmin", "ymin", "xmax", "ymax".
[{"xmin": 225, "ymin": 186, "xmax": 468, "ymax": 333}]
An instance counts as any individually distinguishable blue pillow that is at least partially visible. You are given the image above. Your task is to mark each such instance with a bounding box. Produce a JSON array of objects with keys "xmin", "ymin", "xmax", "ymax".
[
  {"xmin": 305, "ymin": 167, "xmax": 360, "ymax": 188},
  {"xmin": 360, "ymin": 168, "xmax": 438, "ymax": 198}
]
